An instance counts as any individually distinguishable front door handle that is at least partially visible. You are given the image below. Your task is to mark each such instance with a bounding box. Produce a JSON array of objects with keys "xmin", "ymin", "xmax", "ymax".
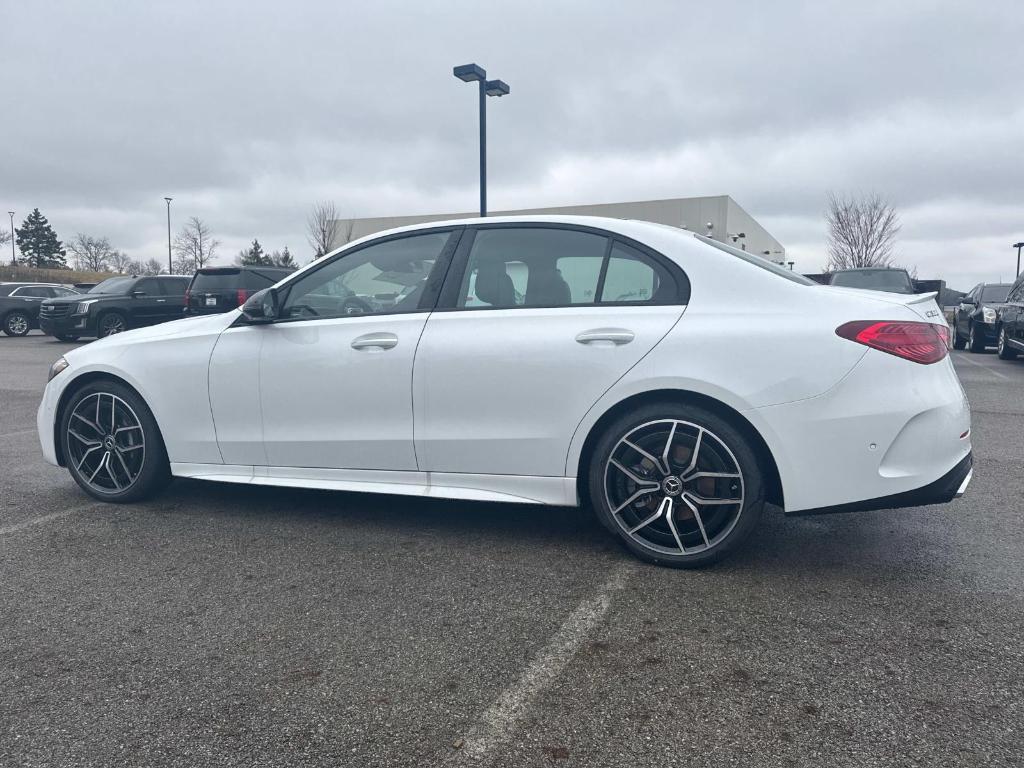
[
  {"xmin": 351, "ymin": 332, "xmax": 399, "ymax": 351},
  {"xmin": 575, "ymin": 328, "xmax": 635, "ymax": 345}
]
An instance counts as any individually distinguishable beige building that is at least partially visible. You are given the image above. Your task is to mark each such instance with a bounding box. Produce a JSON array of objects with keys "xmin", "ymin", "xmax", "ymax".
[{"xmin": 332, "ymin": 195, "xmax": 786, "ymax": 263}]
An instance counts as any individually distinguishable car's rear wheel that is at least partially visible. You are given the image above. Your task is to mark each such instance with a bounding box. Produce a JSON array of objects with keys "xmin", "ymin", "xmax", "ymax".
[
  {"xmin": 60, "ymin": 380, "xmax": 170, "ymax": 502},
  {"xmin": 997, "ymin": 327, "xmax": 1018, "ymax": 360},
  {"xmin": 968, "ymin": 322, "xmax": 986, "ymax": 352},
  {"xmin": 3, "ymin": 311, "xmax": 31, "ymax": 337},
  {"xmin": 97, "ymin": 311, "xmax": 128, "ymax": 338},
  {"xmin": 588, "ymin": 403, "xmax": 765, "ymax": 567},
  {"xmin": 951, "ymin": 323, "xmax": 966, "ymax": 350}
]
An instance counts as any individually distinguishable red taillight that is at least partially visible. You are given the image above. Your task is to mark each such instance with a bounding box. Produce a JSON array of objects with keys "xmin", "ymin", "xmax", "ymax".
[
  {"xmin": 237, "ymin": 289, "xmax": 251, "ymax": 306},
  {"xmin": 836, "ymin": 321, "xmax": 950, "ymax": 364}
]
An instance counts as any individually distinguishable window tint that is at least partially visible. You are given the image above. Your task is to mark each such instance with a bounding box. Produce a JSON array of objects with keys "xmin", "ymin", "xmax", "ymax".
[
  {"xmin": 600, "ymin": 243, "xmax": 672, "ymax": 303},
  {"xmin": 981, "ymin": 284, "xmax": 1011, "ymax": 303},
  {"xmin": 133, "ymin": 278, "xmax": 160, "ymax": 296},
  {"xmin": 244, "ymin": 269, "xmax": 289, "ymax": 290},
  {"xmin": 830, "ymin": 269, "xmax": 914, "ymax": 293},
  {"xmin": 281, "ymin": 232, "xmax": 448, "ymax": 319},
  {"xmin": 52, "ymin": 287, "xmax": 78, "ymax": 297},
  {"xmin": 13, "ymin": 286, "xmax": 52, "ymax": 298},
  {"xmin": 88, "ymin": 277, "xmax": 135, "ymax": 294},
  {"xmin": 459, "ymin": 228, "xmax": 607, "ymax": 308},
  {"xmin": 162, "ymin": 278, "xmax": 190, "ymax": 296},
  {"xmin": 191, "ymin": 270, "xmax": 241, "ymax": 292}
]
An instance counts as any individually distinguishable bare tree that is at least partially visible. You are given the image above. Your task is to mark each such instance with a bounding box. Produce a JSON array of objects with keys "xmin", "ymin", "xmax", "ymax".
[
  {"xmin": 108, "ymin": 249, "xmax": 134, "ymax": 274},
  {"xmin": 306, "ymin": 201, "xmax": 346, "ymax": 259},
  {"xmin": 68, "ymin": 233, "xmax": 115, "ymax": 272},
  {"xmin": 141, "ymin": 257, "xmax": 165, "ymax": 276},
  {"xmin": 0, "ymin": 228, "xmax": 10, "ymax": 253},
  {"xmin": 173, "ymin": 217, "xmax": 219, "ymax": 274},
  {"xmin": 825, "ymin": 193, "xmax": 901, "ymax": 271}
]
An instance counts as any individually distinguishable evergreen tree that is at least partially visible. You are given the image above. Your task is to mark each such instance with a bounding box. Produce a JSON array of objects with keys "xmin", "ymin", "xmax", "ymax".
[
  {"xmin": 270, "ymin": 246, "xmax": 297, "ymax": 268},
  {"xmin": 239, "ymin": 238, "xmax": 268, "ymax": 266},
  {"xmin": 15, "ymin": 208, "xmax": 66, "ymax": 268}
]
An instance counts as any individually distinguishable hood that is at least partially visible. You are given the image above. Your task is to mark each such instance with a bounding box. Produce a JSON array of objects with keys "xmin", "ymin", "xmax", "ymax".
[
  {"xmin": 44, "ymin": 293, "xmax": 125, "ymax": 305},
  {"xmin": 65, "ymin": 311, "xmax": 239, "ymax": 362}
]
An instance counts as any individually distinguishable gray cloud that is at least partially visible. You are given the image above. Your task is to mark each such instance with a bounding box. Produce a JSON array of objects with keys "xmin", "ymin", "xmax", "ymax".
[{"xmin": 3, "ymin": 0, "xmax": 1022, "ymax": 288}]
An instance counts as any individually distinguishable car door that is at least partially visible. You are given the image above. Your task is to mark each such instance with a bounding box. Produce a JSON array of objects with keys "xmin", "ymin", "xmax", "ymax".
[
  {"xmin": 1005, "ymin": 278, "xmax": 1024, "ymax": 348},
  {"xmin": 157, "ymin": 278, "xmax": 188, "ymax": 321},
  {"xmin": 956, "ymin": 285, "xmax": 978, "ymax": 337},
  {"xmin": 126, "ymin": 278, "xmax": 167, "ymax": 326},
  {"xmin": 413, "ymin": 225, "xmax": 689, "ymax": 478},
  {"xmin": 10, "ymin": 285, "xmax": 51, "ymax": 322},
  {"xmin": 222, "ymin": 228, "xmax": 460, "ymax": 471}
]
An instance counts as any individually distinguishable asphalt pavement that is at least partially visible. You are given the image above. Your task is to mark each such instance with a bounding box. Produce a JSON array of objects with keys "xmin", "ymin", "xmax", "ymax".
[{"xmin": 1, "ymin": 332, "xmax": 1022, "ymax": 767}]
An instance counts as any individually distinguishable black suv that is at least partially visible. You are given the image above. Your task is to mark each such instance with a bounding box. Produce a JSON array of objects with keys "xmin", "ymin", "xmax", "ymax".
[
  {"xmin": 184, "ymin": 266, "xmax": 295, "ymax": 315},
  {"xmin": 39, "ymin": 275, "xmax": 191, "ymax": 340},
  {"xmin": 1, "ymin": 282, "xmax": 80, "ymax": 336},
  {"xmin": 952, "ymin": 282, "xmax": 1012, "ymax": 352},
  {"xmin": 829, "ymin": 267, "xmax": 917, "ymax": 294},
  {"xmin": 996, "ymin": 274, "xmax": 1024, "ymax": 360}
]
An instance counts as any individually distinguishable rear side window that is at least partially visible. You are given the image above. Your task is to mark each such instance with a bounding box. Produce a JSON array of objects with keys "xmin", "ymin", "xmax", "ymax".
[
  {"xmin": 191, "ymin": 270, "xmax": 241, "ymax": 292},
  {"xmin": 13, "ymin": 286, "xmax": 52, "ymax": 298},
  {"xmin": 163, "ymin": 277, "xmax": 190, "ymax": 296},
  {"xmin": 456, "ymin": 227, "xmax": 683, "ymax": 309},
  {"xmin": 133, "ymin": 278, "xmax": 161, "ymax": 296}
]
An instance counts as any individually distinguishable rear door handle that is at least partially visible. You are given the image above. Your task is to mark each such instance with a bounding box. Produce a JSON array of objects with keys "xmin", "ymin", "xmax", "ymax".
[
  {"xmin": 351, "ymin": 332, "xmax": 399, "ymax": 351},
  {"xmin": 575, "ymin": 328, "xmax": 635, "ymax": 345}
]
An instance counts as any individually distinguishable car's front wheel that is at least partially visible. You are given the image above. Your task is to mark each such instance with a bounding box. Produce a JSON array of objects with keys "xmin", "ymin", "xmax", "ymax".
[
  {"xmin": 3, "ymin": 311, "xmax": 31, "ymax": 337},
  {"xmin": 968, "ymin": 322, "xmax": 986, "ymax": 352},
  {"xmin": 588, "ymin": 403, "xmax": 765, "ymax": 567},
  {"xmin": 997, "ymin": 327, "xmax": 1018, "ymax": 360},
  {"xmin": 60, "ymin": 380, "xmax": 170, "ymax": 502}
]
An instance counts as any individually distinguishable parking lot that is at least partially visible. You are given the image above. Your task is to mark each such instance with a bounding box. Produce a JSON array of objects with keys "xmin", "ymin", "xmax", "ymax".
[{"xmin": 1, "ymin": 333, "xmax": 1022, "ymax": 767}]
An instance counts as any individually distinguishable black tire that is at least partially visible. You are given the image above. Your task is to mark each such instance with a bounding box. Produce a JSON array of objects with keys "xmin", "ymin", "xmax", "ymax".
[
  {"xmin": 997, "ymin": 327, "xmax": 1018, "ymax": 360},
  {"xmin": 588, "ymin": 402, "xmax": 765, "ymax": 568},
  {"xmin": 54, "ymin": 333, "xmax": 80, "ymax": 342},
  {"xmin": 951, "ymin": 324, "xmax": 967, "ymax": 350},
  {"xmin": 3, "ymin": 311, "xmax": 31, "ymax": 337},
  {"xmin": 968, "ymin": 322, "xmax": 986, "ymax": 353},
  {"xmin": 59, "ymin": 379, "xmax": 171, "ymax": 503},
  {"xmin": 97, "ymin": 311, "xmax": 128, "ymax": 338}
]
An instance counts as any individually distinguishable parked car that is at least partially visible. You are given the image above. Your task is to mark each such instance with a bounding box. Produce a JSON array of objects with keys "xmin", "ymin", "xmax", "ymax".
[
  {"xmin": 39, "ymin": 274, "xmax": 191, "ymax": 340},
  {"xmin": 0, "ymin": 282, "xmax": 80, "ymax": 337},
  {"xmin": 37, "ymin": 216, "xmax": 971, "ymax": 568},
  {"xmin": 829, "ymin": 267, "xmax": 917, "ymax": 294},
  {"xmin": 996, "ymin": 273, "xmax": 1024, "ymax": 360},
  {"xmin": 184, "ymin": 266, "xmax": 295, "ymax": 316},
  {"xmin": 951, "ymin": 282, "xmax": 1012, "ymax": 352}
]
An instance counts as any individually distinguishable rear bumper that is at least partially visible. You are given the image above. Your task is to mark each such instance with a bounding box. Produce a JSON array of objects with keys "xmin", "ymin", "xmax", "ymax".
[{"xmin": 789, "ymin": 452, "xmax": 972, "ymax": 516}]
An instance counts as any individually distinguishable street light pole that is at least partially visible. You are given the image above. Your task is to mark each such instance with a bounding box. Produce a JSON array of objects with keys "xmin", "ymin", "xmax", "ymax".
[
  {"xmin": 164, "ymin": 197, "xmax": 173, "ymax": 274},
  {"xmin": 453, "ymin": 63, "xmax": 510, "ymax": 217},
  {"xmin": 7, "ymin": 211, "xmax": 14, "ymax": 266},
  {"xmin": 1014, "ymin": 241, "xmax": 1024, "ymax": 278}
]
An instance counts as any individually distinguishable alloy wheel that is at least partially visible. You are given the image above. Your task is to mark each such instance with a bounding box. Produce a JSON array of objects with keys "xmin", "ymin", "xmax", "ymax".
[
  {"xmin": 604, "ymin": 419, "xmax": 745, "ymax": 557},
  {"xmin": 100, "ymin": 314, "xmax": 126, "ymax": 336},
  {"xmin": 66, "ymin": 392, "xmax": 146, "ymax": 494},
  {"xmin": 6, "ymin": 313, "xmax": 29, "ymax": 336}
]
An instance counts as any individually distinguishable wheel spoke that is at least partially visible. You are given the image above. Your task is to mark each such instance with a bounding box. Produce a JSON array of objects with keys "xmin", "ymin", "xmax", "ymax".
[
  {"xmin": 682, "ymin": 491, "xmax": 743, "ymax": 506},
  {"xmin": 72, "ymin": 411, "xmax": 103, "ymax": 436},
  {"xmin": 87, "ymin": 452, "xmax": 109, "ymax": 483},
  {"xmin": 612, "ymin": 486, "xmax": 659, "ymax": 515},
  {"xmin": 608, "ymin": 458, "xmax": 659, "ymax": 488},
  {"xmin": 660, "ymin": 421, "xmax": 677, "ymax": 475},
  {"xmin": 112, "ymin": 448, "xmax": 133, "ymax": 484},
  {"xmin": 68, "ymin": 428, "xmax": 100, "ymax": 447},
  {"xmin": 110, "ymin": 394, "xmax": 116, "ymax": 432},
  {"xmin": 681, "ymin": 495, "xmax": 711, "ymax": 548},
  {"xmin": 683, "ymin": 471, "xmax": 741, "ymax": 481},
  {"xmin": 681, "ymin": 427, "xmax": 703, "ymax": 477},
  {"xmin": 105, "ymin": 453, "xmax": 123, "ymax": 490},
  {"xmin": 75, "ymin": 444, "xmax": 101, "ymax": 471},
  {"xmin": 115, "ymin": 425, "xmax": 142, "ymax": 435},
  {"xmin": 622, "ymin": 439, "xmax": 668, "ymax": 477},
  {"xmin": 627, "ymin": 498, "xmax": 668, "ymax": 535},
  {"xmin": 115, "ymin": 442, "xmax": 143, "ymax": 453},
  {"xmin": 663, "ymin": 498, "xmax": 686, "ymax": 553}
]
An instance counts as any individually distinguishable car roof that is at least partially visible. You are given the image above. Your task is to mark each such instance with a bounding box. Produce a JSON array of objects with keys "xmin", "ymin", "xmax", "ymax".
[{"xmin": 831, "ymin": 267, "xmax": 908, "ymax": 273}]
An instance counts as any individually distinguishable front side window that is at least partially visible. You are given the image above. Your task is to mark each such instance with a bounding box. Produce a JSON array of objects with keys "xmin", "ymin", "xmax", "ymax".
[
  {"xmin": 281, "ymin": 232, "xmax": 449, "ymax": 320},
  {"xmin": 13, "ymin": 286, "xmax": 51, "ymax": 298},
  {"xmin": 133, "ymin": 278, "xmax": 160, "ymax": 296}
]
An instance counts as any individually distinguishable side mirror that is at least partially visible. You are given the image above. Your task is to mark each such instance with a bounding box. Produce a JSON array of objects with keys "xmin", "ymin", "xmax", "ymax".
[{"xmin": 241, "ymin": 288, "xmax": 280, "ymax": 323}]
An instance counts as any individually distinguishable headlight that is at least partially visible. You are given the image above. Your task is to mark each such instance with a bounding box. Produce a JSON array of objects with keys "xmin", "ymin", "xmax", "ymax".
[
  {"xmin": 983, "ymin": 306, "xmax": 997, "ymax": 324},
  {"xmin": 75, "ymin": 300, "xmax": 98, "ymax": 314},
  {"xmin": 48, "ymin": 357, "xmax": 69, "ymax": 382}
]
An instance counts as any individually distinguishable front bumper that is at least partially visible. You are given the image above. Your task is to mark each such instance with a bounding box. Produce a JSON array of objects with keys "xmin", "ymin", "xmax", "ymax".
[{"xmin": 40, "ymin": 313, "xmax": 92, "ymax": 337}]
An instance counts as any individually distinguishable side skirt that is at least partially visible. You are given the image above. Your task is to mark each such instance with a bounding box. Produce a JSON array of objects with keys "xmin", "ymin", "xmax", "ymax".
[{"xmin": 170, "ymin": 463, "xmax": 579, "ymax": 507}]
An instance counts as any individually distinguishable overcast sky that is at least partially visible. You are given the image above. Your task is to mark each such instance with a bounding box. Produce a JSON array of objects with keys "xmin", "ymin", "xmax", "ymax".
[{"xmin": 3, "ymin": 0, "xmax": 1022, "ymax": 288}]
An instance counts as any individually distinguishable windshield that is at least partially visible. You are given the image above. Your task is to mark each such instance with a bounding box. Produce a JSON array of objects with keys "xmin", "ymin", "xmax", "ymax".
[
  {"xmin": 87, "ymin": 277, "xmax": 135, "ymax": 295},
  {"xmin": 981, "ymin": 285, "xmax": 1011, "ymax": 303},
  {"xmin": 830, "ymin": 269, "xmax": 914, "ymax": 293},
  {"xmin": 191, "ymin": 270, "xmax": 241, "ymax": 292}
]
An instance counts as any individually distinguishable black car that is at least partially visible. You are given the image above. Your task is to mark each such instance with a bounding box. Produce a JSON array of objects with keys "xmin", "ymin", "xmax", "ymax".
[
  {"xmin": 39, "ymin": 275, "xmax": 191, "ymax": 340},
  {"xmin": 829, "ymin": 267, "xmax": 917, "ymax": 294},
  {"xmin": 0, "ymin": 282, "xmax": 80, "ymax": 337},
  {"xmin": 996, "ymin": 273, "xmax": 1024, "ymax": 360},
  {"xmin": 184, "ymin": 266, "xmax": 295, "ymax": 315},
  {"xmin": 952, "ymin": 282, "xmax": 1012, "ymax": 352}
]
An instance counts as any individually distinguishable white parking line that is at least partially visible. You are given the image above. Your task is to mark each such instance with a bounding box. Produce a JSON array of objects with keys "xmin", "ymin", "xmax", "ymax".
[
  {"xmin": 0, "ymin": 504, "xmax": 99, "ymax": 537},
  {"xmin": 448, "ymin": 561, "xmax": 636, "ymax": 764},
  {"xmin": 955, "ymin": 353, "xmax": 1010, "ymax": 381}
]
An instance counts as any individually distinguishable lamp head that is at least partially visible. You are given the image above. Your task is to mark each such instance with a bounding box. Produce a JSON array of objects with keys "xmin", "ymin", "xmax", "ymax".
[
  {"xmin": 485, "ymin": 79, "xmax": 510, "ymax": 97},
  {"xmin": 453, "ymin": 63, "xmax": 486, "ymax": 82}
]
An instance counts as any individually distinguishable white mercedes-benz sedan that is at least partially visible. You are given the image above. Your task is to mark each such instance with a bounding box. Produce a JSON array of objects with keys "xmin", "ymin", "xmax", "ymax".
[{"xmin": 37, "ymin": 216, "xmax": 972, "ymax": 567}]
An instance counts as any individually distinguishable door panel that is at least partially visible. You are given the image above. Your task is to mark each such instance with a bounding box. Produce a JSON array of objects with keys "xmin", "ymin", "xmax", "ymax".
[
  {"xmin": 209, "ymin": 325, "xmax": 266, "ymax": 465},
  {"xmin": 413, "ymin": 305, "xmax": 683, "ymax": 477},
  {"xmin": 260, "ymin": 314, "xmax": 429, "ymax": 469}
]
